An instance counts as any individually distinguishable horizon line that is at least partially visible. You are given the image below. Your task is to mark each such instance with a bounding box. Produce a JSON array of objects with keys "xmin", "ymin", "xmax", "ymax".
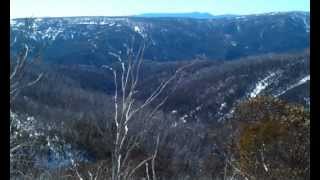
[{"xmin": 10, "ymin": 10, "xmax": 310, "ymax": 19}]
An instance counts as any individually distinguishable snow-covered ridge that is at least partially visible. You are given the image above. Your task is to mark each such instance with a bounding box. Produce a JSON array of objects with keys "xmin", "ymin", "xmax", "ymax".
[
  {"xmin": 10, "ymin": 17, "xmax": 129, "ymax": 26},
  {"xmin": 10, "ymin": 17, "xmax": 147, "ymax": 43},
  {"xmin": 10, "ymin": 13, "xmax": 309, "ymax": 63}
]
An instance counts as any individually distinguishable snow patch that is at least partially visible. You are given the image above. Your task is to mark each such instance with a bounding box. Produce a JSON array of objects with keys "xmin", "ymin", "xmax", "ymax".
[
  {"xmin": 133, "ymin": 25, "xmax": 147, "ymax": 38},
  {"xmin": 179, "ymin": 114, "xmax": 188, "ymax": 121},
  {"xmin": 218, "ymin": 108, "xmax": 235, "ymax": 123},
  {"xmin": 275, "ymin": 75, "xmax": 310, "ymax": 97},
  {"xmin": 219, "ymin": 103, "xmax": 227, "ymax": 111},
  {"xmin": 134, "ymin": 26, "xmax": 141, "ymax": 33},
  {"xmin": 249, "ymin": 72, "xmax": 278, "ymax": 98},
  {"xmin": 231, "ymin": 41, "xmax": 237, "ymax": 47},
  {"xmin": 302, "ymin": 16, "xmax": 310, "ymax": 33},
  {"xmin": 171, "ymin": 110, "xmax": 178, "ymax": 114},
  {"xmin": 77, "ymin": 21, "xmax": 96, "ymax": 25}
]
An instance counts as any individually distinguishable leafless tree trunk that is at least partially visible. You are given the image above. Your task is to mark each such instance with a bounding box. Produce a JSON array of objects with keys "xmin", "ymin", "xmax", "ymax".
[
  {"xmin": 10, "ymin": 44, "xmax": 43, "ymax": 102},
  {"xmin": 10, "ymin": 18, "xmax": 44, "ymax": 178},
  {"xmin": 100, "ymin": 41, "xmax": 192, "ymax": 180}
]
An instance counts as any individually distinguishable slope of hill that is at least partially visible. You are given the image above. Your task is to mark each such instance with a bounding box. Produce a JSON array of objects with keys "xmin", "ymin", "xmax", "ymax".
[{"xmin": 11, "ymin": 11, "xmax": 309, "ymax": 65}]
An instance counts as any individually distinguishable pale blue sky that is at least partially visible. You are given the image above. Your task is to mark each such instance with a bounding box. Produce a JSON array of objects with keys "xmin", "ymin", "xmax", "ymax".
[{"xmin": 10, "ymin": 0, "xmax": 310, "ymax": 18}]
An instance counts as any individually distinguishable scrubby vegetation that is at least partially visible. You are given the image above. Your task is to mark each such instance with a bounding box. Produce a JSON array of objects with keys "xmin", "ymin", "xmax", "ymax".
[{"xmin": 230, "ymin": 96, "xmax": 309, "ymax": 179}]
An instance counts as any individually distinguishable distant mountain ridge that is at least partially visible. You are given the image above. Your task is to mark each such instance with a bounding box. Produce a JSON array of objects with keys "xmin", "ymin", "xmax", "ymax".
[
  {"xmin": 135, "ymin": 12, "xmax": 215, "ymax": 18},
  {"xmin": 11, "ymin": 11, "xmax": 309, "ymax": 65},
  {"xmin": 133, "ymin": 11, "xmax": 309, "ymax": 19}
]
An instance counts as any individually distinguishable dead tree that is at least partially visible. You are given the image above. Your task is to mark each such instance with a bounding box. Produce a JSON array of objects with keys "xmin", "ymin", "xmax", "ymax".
[
  {"xmin": 10, "ymin": 18, "xmax": 43, "ymax": 177},
  {"xmin": 10, "ymin": 44, "xmax": 43, "ymax": 102},
  {"xmin": 10, "ymin": 17, "xmax": 43, "ymax": 102},
  {"xmin": 100, "ymin": 41, "xmax": 192, "ymax": 180}
]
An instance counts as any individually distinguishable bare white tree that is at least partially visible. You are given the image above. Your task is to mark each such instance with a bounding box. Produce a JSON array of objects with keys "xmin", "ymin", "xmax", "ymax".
[
  {"xmin": 10, "ymin": 18, "xmax": 44, "ymax": 178},
  {"xmin": 99, "ymin": 41, "xmax": 192, "ymax": 180}
]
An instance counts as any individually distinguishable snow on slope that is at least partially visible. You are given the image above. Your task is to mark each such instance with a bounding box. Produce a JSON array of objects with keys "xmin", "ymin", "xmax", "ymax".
[
  {"xmin": 133, "ymin": 25, "xmax": 147, "ymax": 38},
  {"xmin": 248, "ymin": 72, "xmax": 278, "ymax": 98},
  {"xmin": 275, "ymin": 75, "xmax": 310, "ymax": 97},
  {"xmin": 302, "ymin": 16, "xmax": 310, "ymax": 33}
]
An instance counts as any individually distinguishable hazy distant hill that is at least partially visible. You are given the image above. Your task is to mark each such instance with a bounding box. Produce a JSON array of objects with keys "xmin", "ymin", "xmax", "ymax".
[{"xmin": 135, "ymin": 12, "xmax": 215, "ymax": 18}]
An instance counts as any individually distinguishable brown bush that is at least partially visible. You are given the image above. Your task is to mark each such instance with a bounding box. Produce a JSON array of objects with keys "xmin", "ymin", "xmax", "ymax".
[{"xmin": 231, "ymin": 96, "xmax": 309, "ymax": 180}]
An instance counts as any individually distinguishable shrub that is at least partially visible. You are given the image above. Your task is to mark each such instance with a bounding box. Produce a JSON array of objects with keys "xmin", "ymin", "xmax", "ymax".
[{"xmin": 231, "ymin": 96, "xmax": 309, "ymax": 180}]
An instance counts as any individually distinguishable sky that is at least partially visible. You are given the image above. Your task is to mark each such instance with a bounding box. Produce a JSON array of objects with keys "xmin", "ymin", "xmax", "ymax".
[{"xmin": 10, "ymin": 0, "xmax": 310, "ymax": 18}]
